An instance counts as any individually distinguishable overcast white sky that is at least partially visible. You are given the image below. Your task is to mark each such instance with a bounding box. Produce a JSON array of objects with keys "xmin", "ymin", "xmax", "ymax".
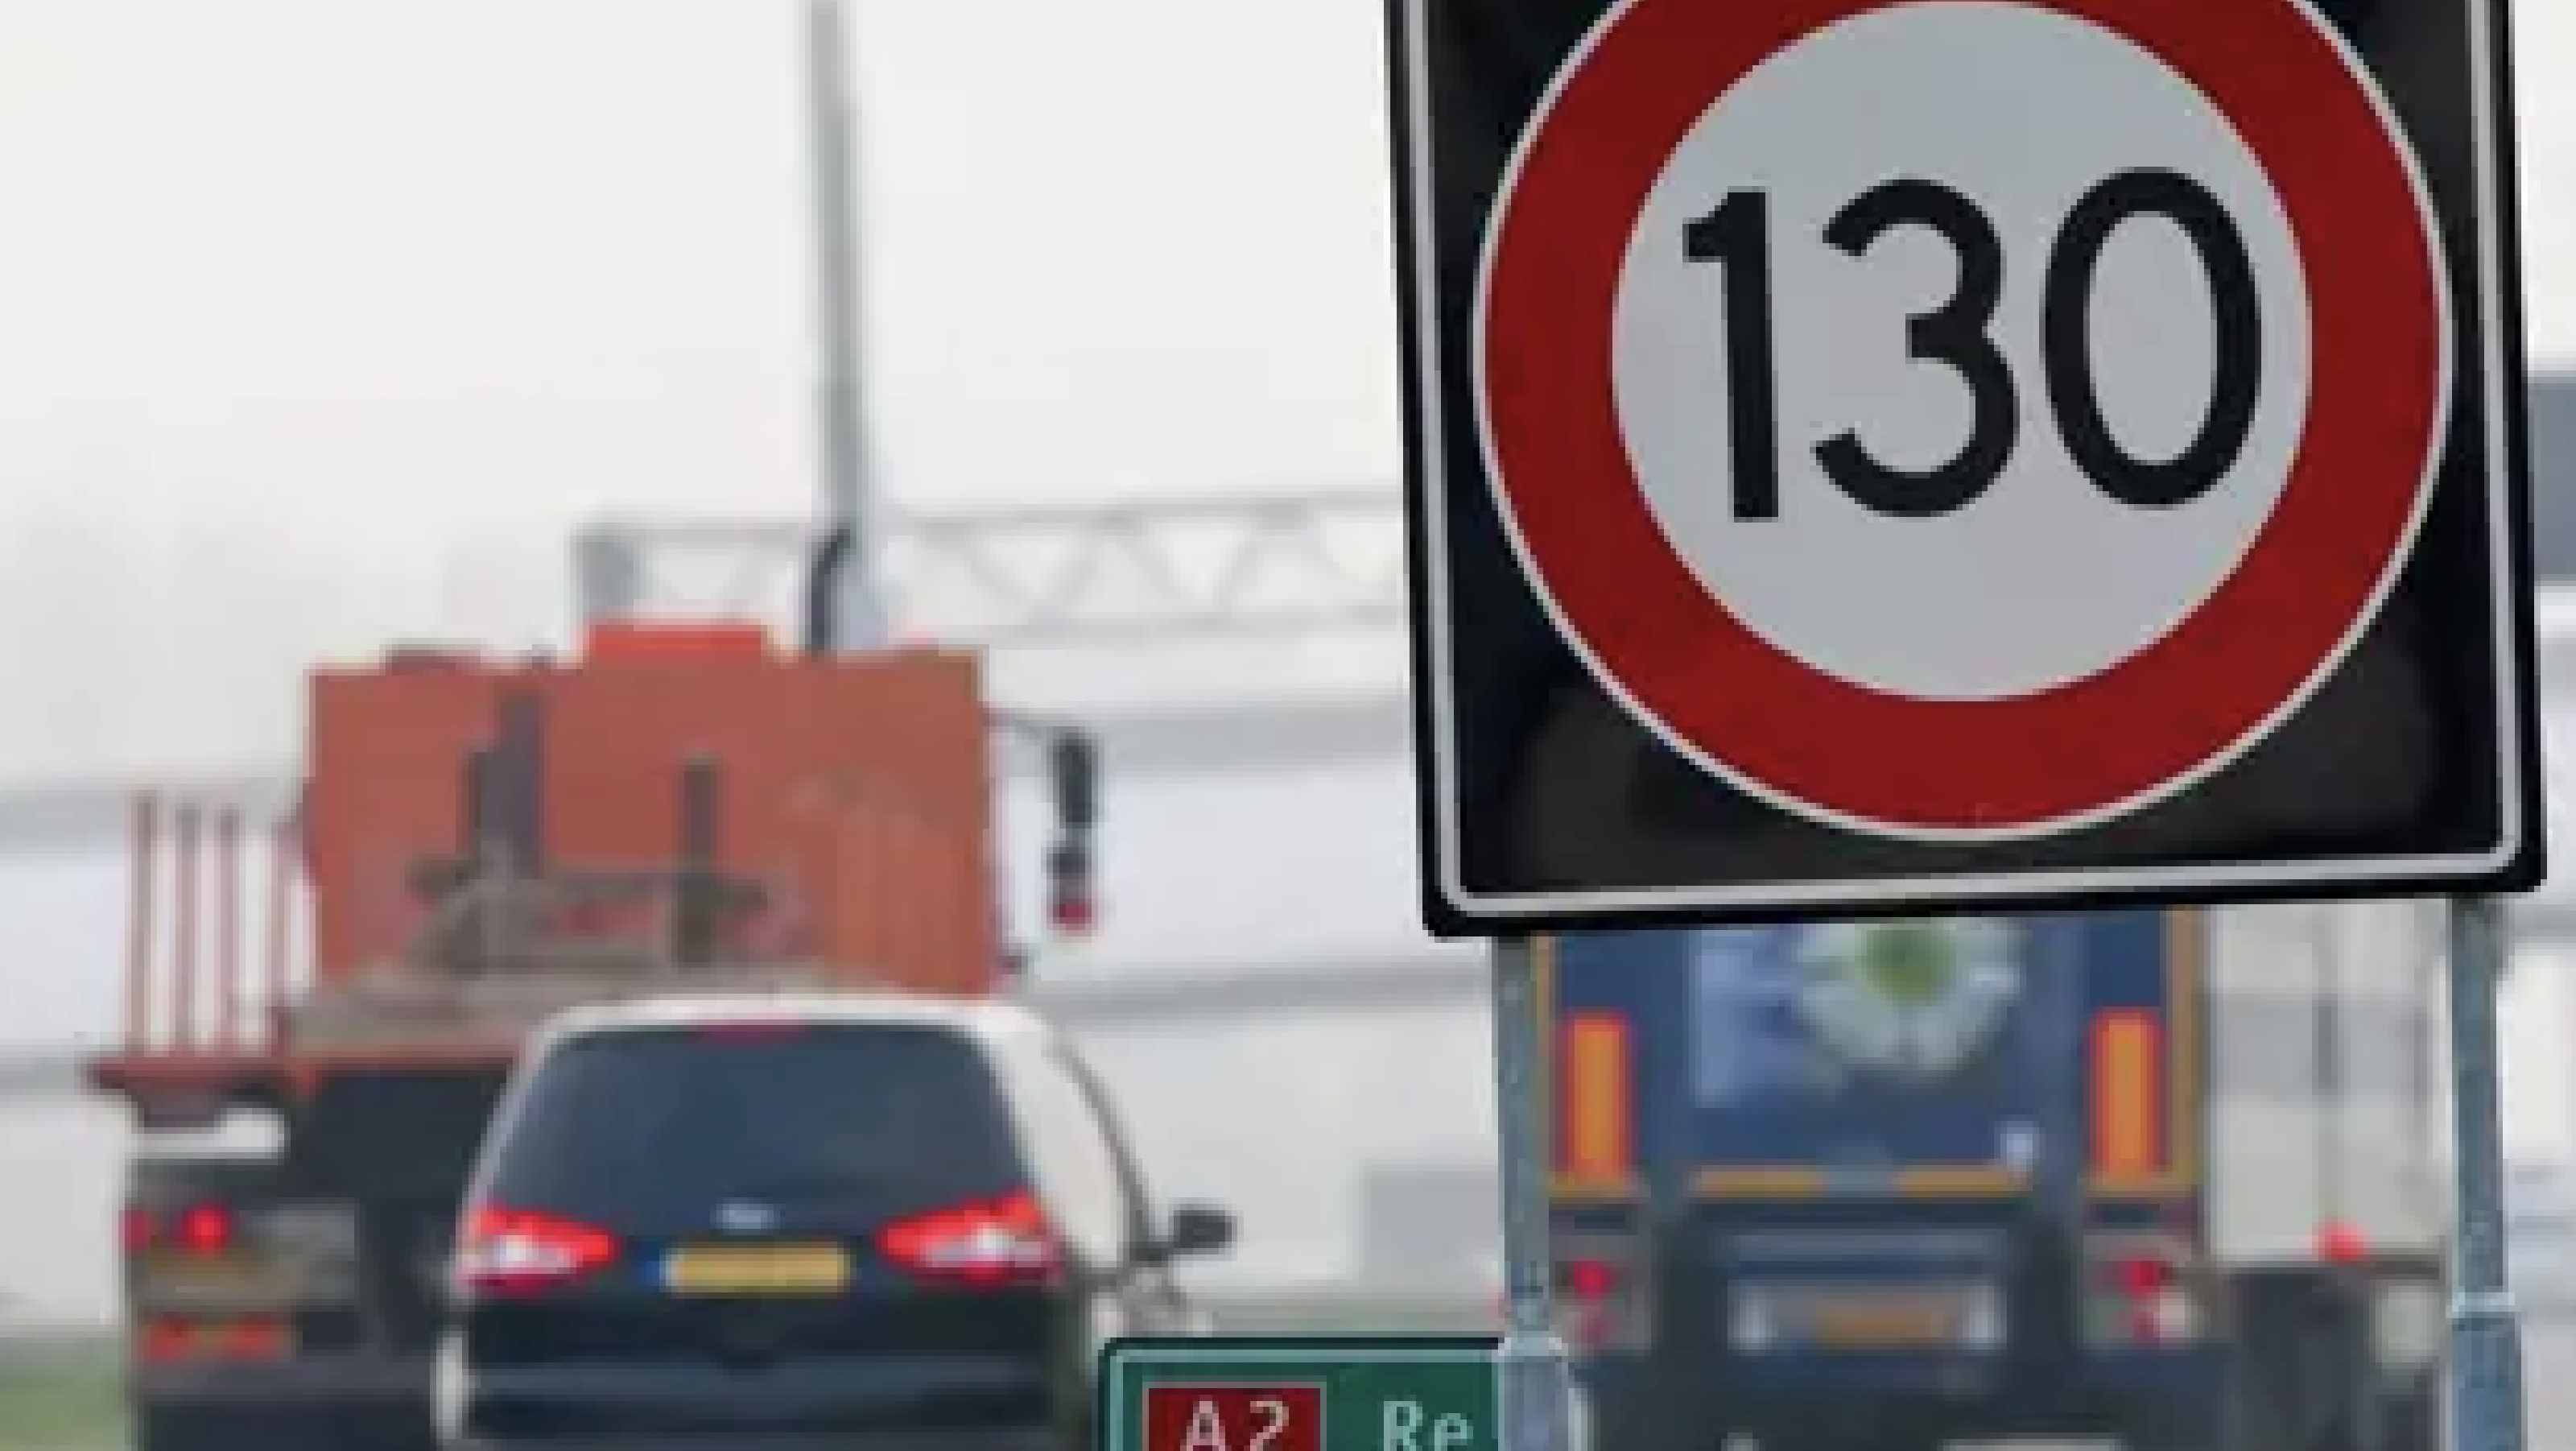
[
  {"xmin": 0, "ymin": 0, "xmax": 2546, "ymax": 531},
  {"xmin": 0, "ymin": 0, "xmax": 2562, "ymax": 782},
  {"xmin": 0, "ymin": 0, "xmax": 1403, "ymax": 532},
  {"xmin": 0, "ymin": 0, "xmax": 1410, "ymax": 777}
]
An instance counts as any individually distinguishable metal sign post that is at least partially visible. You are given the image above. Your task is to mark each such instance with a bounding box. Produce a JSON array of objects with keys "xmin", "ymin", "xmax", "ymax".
[
  {"xmin": 1490, "ymin": 936, "xmax": 1573, "ymax": 1451},
  {"xmin": 2448, "ymin": 894, "xmax": 2526, "ymax": 1451}
]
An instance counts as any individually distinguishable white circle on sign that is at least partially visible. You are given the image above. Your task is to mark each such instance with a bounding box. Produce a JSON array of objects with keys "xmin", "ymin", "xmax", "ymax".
[{"xmin": 1611, "ymin": 0, "xmax": 2313, "ymax": 704}]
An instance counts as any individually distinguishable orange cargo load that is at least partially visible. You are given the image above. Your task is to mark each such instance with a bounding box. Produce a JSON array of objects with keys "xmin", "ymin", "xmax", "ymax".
[
  {"xmin": 95, "ymin": 633, "xmax": 1017, "ymax": 1105},
  {"xmin": 300, "ymin": 644, "xmax": 999, "ymax": 997}
]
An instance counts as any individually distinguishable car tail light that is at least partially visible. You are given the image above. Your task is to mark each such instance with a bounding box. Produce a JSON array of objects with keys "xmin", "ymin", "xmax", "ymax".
[
  {"xmin": 175, "ymin": 1205, "xmax": 234, "ymax": 1254},
  {"xmin": 121, "ymin": 1208, "xmax": 158, "ymax": 1253},
  {"xmin": 878, "ymin": 1191, "xmax": 1059, "ymax": 1285},
  {"xmin": 454, "ymin": 1206, "xmax": 621, "ymax": 1296}
]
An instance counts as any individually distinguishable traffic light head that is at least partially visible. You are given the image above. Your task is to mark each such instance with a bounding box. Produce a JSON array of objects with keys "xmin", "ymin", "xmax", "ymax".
[
  {"xmin": 1045, "ymin": 833, "xmax": 1096, "ymax": 936},
  {"xmin": 1050, "ymin": 730, "xmax": 1098, "ymax": 833}
]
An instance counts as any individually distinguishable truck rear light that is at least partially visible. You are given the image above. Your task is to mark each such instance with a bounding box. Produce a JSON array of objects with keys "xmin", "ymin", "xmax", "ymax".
[
  {"xmin": 455, "ymin": 1206, "xmax": 621, "ymax": 1296},
  {"xmin": 2093, "ymin": 1242, "xmax": 2198, "ymax": 1345},
  {"xmin": 122, "ymin": 1204, "xmax": 237, "ymax": 1255},
  {"xmin": 1561, "ymin": 1257, "xmax": 1617, "ymax": 1300},
  {"xmin": 1547, "ymin": 1257, "xmax": 1627, "ymax": 1350},
  {"xmin": 1547, "ymin": 1227, "xmax": 1653, "ymax": 1354},
  {"xmin": 219, "ymin": 1316, "xmax": 291, "ymax": 1360},
  {"xmin": 135, "ymin": 1318, "xmax": 194, "ymax": 1364},
  {"xmin": 175, "ymin": 1205, "xmax": 235, "ymax": 1254},
  {"xmin": 2110, "ymin": 1254, "xmax": 2170, "ymax": 1296},
  {"xmin": 131, "ymin": 1316, "xmax": 291, "ymax": 1363},
  {"xmin": 878, "ymin": 1190, "xmax": 1059, "ymax": 1285}
]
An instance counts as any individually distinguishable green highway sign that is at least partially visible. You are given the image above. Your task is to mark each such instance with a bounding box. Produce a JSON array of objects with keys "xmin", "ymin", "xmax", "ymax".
[{"xmin": 1100, "ymin": 1336, "xmax": 1502, "ymax": 1451}]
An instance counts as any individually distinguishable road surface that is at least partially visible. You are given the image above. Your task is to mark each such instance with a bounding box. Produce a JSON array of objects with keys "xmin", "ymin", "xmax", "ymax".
[{"xmin": 20, "ymin": 1314, "xmax": 2576, "ymax": 1449}]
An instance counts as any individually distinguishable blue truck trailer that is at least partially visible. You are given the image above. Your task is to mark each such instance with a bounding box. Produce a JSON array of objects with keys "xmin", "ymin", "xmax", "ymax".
[{"xmin": 1542, "ymin": 905, "xmax": 2453, "ymax": 1451}]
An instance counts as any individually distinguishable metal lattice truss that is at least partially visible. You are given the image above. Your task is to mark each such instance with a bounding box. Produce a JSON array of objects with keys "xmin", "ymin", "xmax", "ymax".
[
  {"xmin": 0, "ymin": 491, "xmax": 1421, "ymax": 847},
  {"xmin": 575, "ymin": 487, "xmax": 1408, "ymax": 650}
]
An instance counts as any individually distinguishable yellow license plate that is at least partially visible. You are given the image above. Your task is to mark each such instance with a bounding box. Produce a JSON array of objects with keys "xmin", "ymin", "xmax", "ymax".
[
  {"xmin": 1808, "ymin": 1301, "xmax": 1958, "ymax": 1346},
  {"xmin": 664, "ymin": 1244, "xmax": 851, "ymax": 1295}
]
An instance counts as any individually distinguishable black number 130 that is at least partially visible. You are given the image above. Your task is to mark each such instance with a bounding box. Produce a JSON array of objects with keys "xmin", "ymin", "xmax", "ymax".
[{"xmin": 1683, "ymin": 168, "xmax": 2264, "ymax": 521}]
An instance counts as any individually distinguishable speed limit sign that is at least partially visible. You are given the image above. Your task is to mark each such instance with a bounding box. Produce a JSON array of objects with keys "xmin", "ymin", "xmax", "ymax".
[{"xmin": 1389, "ymin": 0, "xmax": 2544, "ymax": 934}]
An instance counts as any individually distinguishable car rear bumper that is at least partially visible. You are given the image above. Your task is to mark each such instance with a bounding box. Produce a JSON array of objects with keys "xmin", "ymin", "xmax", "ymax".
[
  {"xmin": 451, "ymin": 1357, "xmax": 1063, "ymax": 1449},
  {"xmin": 449, "ymin": 1431, "xmax": 1060, "ymax": 1451}
]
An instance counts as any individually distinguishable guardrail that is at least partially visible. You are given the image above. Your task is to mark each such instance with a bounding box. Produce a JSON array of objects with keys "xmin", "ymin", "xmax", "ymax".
[{"xmin": 0, "ymin": 1286, "xmax": 1495, "ymax": 1347}]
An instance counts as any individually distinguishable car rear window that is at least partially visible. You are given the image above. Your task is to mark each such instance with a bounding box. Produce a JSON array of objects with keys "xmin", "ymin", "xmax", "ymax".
[{"xmin": 479, "ymin": 1022, "xmax": 1027, "ymax": 1232}]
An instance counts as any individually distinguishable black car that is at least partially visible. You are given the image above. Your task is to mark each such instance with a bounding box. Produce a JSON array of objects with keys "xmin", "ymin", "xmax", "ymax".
[{"xmin": 435, "ymin": 994, "xmax": 1235, "ymax": 1451}]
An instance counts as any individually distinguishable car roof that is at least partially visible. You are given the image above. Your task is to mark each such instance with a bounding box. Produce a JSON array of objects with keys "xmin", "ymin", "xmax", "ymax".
[{"xmin": 526, "ymin": 992, "xmax": 1054, "ymax": 1059}]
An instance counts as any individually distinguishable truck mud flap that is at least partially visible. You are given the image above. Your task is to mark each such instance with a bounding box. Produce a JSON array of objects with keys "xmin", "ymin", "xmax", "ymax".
[
  {"xmin": 360, "ymin": 1193, "xmax": 465, "ymax": 1350},
  {"xmin": 285, "ymin": 1066, "xmax": 507, "ymax": 1200},
  {"xmin": 2000, "ymin": 1205, "xmax": 2085, "ymax": 1389}
]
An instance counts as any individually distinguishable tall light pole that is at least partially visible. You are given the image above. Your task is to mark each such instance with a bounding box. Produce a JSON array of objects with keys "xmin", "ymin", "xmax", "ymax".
[{"xmin": 806, "ymin": 0, "xmax": 886, "ymax": 651}]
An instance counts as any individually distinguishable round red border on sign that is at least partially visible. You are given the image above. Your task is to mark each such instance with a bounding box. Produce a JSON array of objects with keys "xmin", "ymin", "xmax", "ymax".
[{"xmin": 1473, "ymin": 0, "xmax": 2448, "ymax": 837}]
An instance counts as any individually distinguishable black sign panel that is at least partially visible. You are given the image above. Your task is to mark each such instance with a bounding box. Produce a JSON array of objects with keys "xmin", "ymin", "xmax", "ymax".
[{"xmin": 1387, "ymin": 0, "xmax": 2543, "ymax": 935}]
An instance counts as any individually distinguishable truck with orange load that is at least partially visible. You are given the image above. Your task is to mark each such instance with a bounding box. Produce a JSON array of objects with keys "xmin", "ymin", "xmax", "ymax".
[{"xmin": 82, "ymin": 531, "xmax": 1100, "ymax": 1451}]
